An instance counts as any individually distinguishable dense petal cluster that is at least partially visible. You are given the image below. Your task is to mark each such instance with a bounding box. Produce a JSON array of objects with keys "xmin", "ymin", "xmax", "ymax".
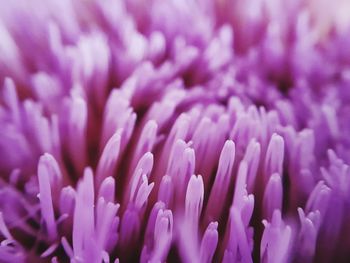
[{"xmin": 0, "ymin": 0, "xmax": 350, "ymax": 262}]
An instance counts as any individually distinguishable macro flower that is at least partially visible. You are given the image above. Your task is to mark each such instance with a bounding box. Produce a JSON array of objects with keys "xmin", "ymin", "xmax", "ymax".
[{"xmin": 0, "ymin": 0, "xmax": 350, "ymax": 262}]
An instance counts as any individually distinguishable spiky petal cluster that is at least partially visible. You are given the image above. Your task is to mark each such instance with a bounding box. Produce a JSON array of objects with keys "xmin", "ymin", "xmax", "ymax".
[{"xmin": 0, "ymin": 0, "xmax": 350, "ymax": 262}]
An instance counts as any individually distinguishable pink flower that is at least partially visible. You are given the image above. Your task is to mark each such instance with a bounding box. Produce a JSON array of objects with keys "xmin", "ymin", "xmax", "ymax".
[{"xmin": 0, "ymin": 0, "xmax": 350, "ymax": 262}]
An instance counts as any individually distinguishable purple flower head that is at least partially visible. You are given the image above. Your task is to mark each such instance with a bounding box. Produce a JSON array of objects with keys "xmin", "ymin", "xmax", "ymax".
[{"xmin": 1, "ymin": 0, "xmax": 350, "ymax": 262}]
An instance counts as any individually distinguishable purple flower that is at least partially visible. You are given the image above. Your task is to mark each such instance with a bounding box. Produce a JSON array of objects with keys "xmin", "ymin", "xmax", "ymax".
[{"xmin": 0, "ymin": 0, "xmax": 350, "ymax": 262}]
